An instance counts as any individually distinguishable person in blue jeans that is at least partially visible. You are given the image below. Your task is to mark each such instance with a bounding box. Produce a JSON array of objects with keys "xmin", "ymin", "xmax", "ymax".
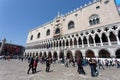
[{"xmin": 89, "ymin": 58, "xmax": 98, "ymax": 77}]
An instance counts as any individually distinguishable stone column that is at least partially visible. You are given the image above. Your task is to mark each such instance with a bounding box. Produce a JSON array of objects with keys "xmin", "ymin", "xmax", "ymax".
[
  {"xmin": 87, "ymin": 37, "xmax": 90, "ymax": 47},
  {"xmin": 106, "ymin": 34, "xmax": 111, "ymax": 46},
  {"xmin": 81, "ymin": 37, "xmax": 84, "ymax": 47},
  {"xmin": 93, "ymin": 35, "xmax": 96, "ymax": 47},
  {"xmin": 72, "ymin": 38, "xmax": 74, "ymax": 48},
  {"xmin": 99, "ymin": 35, "xmax": 103, "ymax": 46}
]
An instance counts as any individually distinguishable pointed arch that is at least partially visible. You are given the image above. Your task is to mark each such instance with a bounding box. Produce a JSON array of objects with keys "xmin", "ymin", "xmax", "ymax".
[
  {"xmin": 59, "ymin": 40, "xmax": 61, "ymax": 47},
  {"xmin": 66, "ymin": 39, "xmax": 69, "ymax": 46},
  {"xmin": 98, "ymin": 49, "xmax": 110, "ymax": 58},
  {"xmin": 78, "ymin": 37, "xmax": 82, "ymax": 45},
  {"xmin": 109, "ymin": 32, "xmax": 117, "ymax": 42},
  {"xmin": 95, "ymin": 34, "xmax": 100, "ymax": 43},
  {"xmin": 74, "ymin": 38, "xmax": 77, "ymax": 45},
  {"xmin": 70, "ymin": 39, "xmax": 73, "ymax": 46},
  {"xmin": 102, "ymin": 33, "xmax": 108, "ymax": 43},
  {"xmin": 54, "ymin": 41, "xmax": 55, "ymax": 47},
  {"xmin": 83, "ymin": 36, "xmax": 87, "ymax": 45},
  {"xmin": 89, "ymin": 35, "xmax": 94, "ymax": 44},
  {"xmin": 56, "ymin": 41, "xmax": 58, "ymax": 47}
]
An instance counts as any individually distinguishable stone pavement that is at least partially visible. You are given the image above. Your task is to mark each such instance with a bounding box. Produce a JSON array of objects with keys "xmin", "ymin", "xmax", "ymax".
[{"xmin": 0, "ymin": 60, "xmax": 120, "ymax": 80}]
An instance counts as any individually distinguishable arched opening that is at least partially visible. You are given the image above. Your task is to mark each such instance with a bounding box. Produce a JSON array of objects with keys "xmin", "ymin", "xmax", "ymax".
[
  {"xmin": 55, "ymin": 28, "xmax": 60, "ymax": 34},
  {"xmin": 59, "ymin": 41, "xmax": 61, "ymax": 47},
  {"xmin": 95, "ymin": 34, "xmax": 100, "ymax": 43},
  {"xmin": 33, "ymin": 52, "xmax": 35, "ymax": 57},
  {"xmin": 48, "ymin": 52, "xmax": 52, "ymax": 58},
  {"xmin": 36, "ymin": 52, "xmax": 38, "ymax": 56},
  {"xmin": 102, "ymin": 33, "xmax": 108, "ymax": 44},
  {"xmin": 30, "ymin": 53, "xmax": 32, "ymax": 57},
  {"xmin": 109, "ymin": 32, "xmax": 117, "ymax": 43},
  {"xmin": 43, "ymin": 52, "xmax": 47, "ymax": 58},
  {"xmin": 89, "ymin": 14, "xmax": 100, "ymax": 25},
  {"xmin": 46, "ymin": 29, "xmax": 50, "ymax": 36},
  {"xmin": 86, "ymin": 50, "xmax": 95, "ymax": 58},
  {"xmin": 118, "ymin": 30, "xmax": 120, "ymax": 40},
  {"xmin": 37, "ymin": 33, "xmax": 40, "ymax": 38},
  {"xmin": 53, "ymin": 51, "xmax": 58, "ymax": 59},
  {"xmin": 115, "ymin": 49, "xmax": 120, "ymax": 58},
  {"xmin": 30, "ymin": 35, "xmax": 33, "ymax": 40},
  {"xmin": 66, "ymin": 39, "xmax": 69, "ymax": 46},
  {"xmin": 83, "ymin": 36, "xmax": 87, "ymax": 47},
  {"xmin": 98, "ymin": 49, "xmax": 110, "ymax": 58},
  {"xmin": 56, "ymin": 41, "xmax": 58, "ymax": 47},
  {"xmin": 75, "ymin": 50, "xmax": 83, "ymax": 60},
  {"xmin": 59, "ymin": 50, "xmax": 64, "ymax": 58},
  {"xmin": 74, "ymin": 38, "xmax": 77, "ymax": 45},
  {"xmin": 70, "ymin": 39, "xmax": 73, "ymax": 46},
  {"xmin": 89, "ymin": 35, "xmax": 94, "ymax": 44},
  {"xmin": 67, "ymin": 50, "xmax": 73, "ymax": 59},
  {"xmin": 54, "ymin": 41, "xmax": 55, "ymax": 47},
  {"xmin": 68, "ymin": 21, "xmax": 74, "ymax": 29},
  {"xmin": 40, "ymin": 52, "xmax": 42, "ymax": 57},
  {"xmin": 78, "ymin": 37, "xmax": 82, "ymax": 45}
]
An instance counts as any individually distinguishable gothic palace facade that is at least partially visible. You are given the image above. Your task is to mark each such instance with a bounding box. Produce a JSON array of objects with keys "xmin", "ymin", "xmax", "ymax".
[{"xmin": 24, "ymin": 0, "xmax": 120, "ymax": 59}]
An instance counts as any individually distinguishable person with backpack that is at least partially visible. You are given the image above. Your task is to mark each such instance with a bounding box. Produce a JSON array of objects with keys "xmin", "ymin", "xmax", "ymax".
[
  {"xmin": 77, "ymin": 58, "xmax": 86, "ymax": 75},
  {"xmin": 27, "ymin": 57, "xmax": 34, "ymax": 74},
  {"xmin": 33, "ymin": 57, "xmax": 39, "ymax": 73}
]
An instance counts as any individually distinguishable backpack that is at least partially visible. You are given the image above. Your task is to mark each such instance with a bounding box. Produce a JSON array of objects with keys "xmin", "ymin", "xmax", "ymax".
[{"xmin": 33, "ymin": 61, "xmax": 37, "ymax": 67}]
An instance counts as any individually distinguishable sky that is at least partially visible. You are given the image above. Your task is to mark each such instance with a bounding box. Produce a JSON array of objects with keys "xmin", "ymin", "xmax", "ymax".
[{"xmin": 0, "ymin": 0, "xmax": 120, "ymax": 46}]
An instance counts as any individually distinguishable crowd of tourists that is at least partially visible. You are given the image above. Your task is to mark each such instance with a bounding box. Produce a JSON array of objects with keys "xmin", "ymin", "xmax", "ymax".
[
  {"xmin": 0, "ymin": 55, "xmax": 120, "ymax": 77},
  {"xmin": 26, "ymin": 56, "xmax": 120, "ymax": 77}
]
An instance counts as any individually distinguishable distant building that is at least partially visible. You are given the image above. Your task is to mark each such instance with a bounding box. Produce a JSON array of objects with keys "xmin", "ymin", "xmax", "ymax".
[
  {"xmin": 0, "ymin": 39, "xmax": 25, "ymax": 56},
  {"xmin": 25, "ymin": 0, "xmax": 120, "ymax": 59}
]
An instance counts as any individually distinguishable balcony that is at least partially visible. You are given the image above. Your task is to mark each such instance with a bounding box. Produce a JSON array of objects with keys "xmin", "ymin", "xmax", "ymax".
[{"xmin": 53, "ymin": 33, "xmax": 61, "ymax": 38}]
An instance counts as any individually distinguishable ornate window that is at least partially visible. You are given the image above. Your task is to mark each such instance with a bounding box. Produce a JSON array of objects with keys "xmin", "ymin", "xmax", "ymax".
[
  {"xmin": 30, "ymin": 35, "xmax": 33, "ymax": 40},
  {"xmin": 68, "ymin": 21, "xmax": 74, "ymax": 29},
  {"xmin": 55, "ymin": 28, "xmax": 60, "ymax": 34},
  {"xmin": 46, "ymin": 29, "xmax": 50, "ymax": 36},
  {"xmin": 89, "ymin": 14, "xmax": 100, "ymax": 26},
  {"xmin": 37, "ymin": 33, "xmax": 40, "ymax": 38}
]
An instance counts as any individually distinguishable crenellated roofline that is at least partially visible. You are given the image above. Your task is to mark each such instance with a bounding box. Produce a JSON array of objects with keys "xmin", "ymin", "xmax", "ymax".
[{"xmin": 29, "ymin": 0, "xmax": 100, "ymax": 32}]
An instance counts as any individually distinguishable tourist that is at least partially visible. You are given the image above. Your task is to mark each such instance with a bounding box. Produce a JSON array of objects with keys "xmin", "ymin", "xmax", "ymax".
[
  {"xmin": 89, "ymin": 58, "xmax": 98, "ymax": 77},
  {"xmin": 77, "ymin": 58, "xmax": 86, "ymax": 75},
  {"xmin": 33, "ymin": 57, "xmax": 39, "ymax": 73},
  {"xmin": 98, "ymin": 59, "xmax": 105, "ymax": 70},
  {"xmin": 65, "ymin": 58, "xmax": 69, "ymax": 67},
  {"xmin": 46, "ymin": 58, "xmax": 51, "ymax": 72},
  {"xmin": 27, "ymin": 57, "xmax": 34, "ymax": 74}
]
